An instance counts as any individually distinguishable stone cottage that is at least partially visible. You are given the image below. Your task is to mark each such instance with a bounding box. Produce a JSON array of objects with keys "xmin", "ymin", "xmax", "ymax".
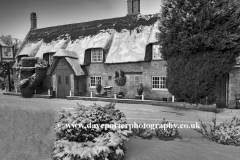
[
  {"xmin": 14, "ymin": 0, "xmax": 240, "ymax": 109},
  {"xmin": 15, "ymin": 0, "xmax": 171, "ymax": 100}
]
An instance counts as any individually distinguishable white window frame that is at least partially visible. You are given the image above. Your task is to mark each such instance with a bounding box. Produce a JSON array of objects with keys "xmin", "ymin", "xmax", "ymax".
[
  {"xmin": 152, "ymin": 76, "xmax": 167, "ymax": 90},
  {"xmin": 90, "ymin": 76, "xmax": 102, "ymax": 88},
  {"xmin": 91, "ymin": 49, "xmax": 103, "ymax": 62},
  {"xmin": 49, "ymin": 54, "xmax": 54, "ymax": 65},
  {"xmin": 152, "ymin": 44, "xmax": 163, "ymax": 60}
]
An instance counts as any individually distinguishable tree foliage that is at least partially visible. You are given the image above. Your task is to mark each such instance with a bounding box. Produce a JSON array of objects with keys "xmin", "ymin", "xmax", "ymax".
[
  {"xmin": 0, "ymin": 35, "xmax": 22, "ymax": 54},
  {"xmin": 0, "ymin": 35, "xmax": 22, "ymax": 79},
  {"xmin": 158, "ymin": 0, "xmax": 240, "ymax": 104}
]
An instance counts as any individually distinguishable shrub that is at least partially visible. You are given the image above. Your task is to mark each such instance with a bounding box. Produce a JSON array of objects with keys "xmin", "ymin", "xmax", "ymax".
[
  {"xmin": 114, "ymin": 70, "xmax": 126, "ymax": 87},
  {"xmin": 21, "ymin": 57, "xmax": 39, "ymax": 67},
  {"xmin": 20, "ymin": 67, "xmax": 35, "ymax": 79},
  {"xmin": 19, "ymin": 58, "xmax": 48, "ymax": 98},
  {"xmin": 115, "ymin": 71, "xmax": 119, "ymax": 78},
  {"xmin": 36, "ymin": 58, "xmax": 48, "ymax": 68},
  {"xmin": 132, "ymin": 125, "xmax": 153, "ymax": 139},
  {"xmin": 96, "ymin": 79, "xmax": 102, "ymax": 94},
  {"xmin": 194, "ymin": 116, "xmax": 240, "ymax": 146},
  {"xmin": 155, "ymin": 118, "xmax": 182, "ymax": 141},
  {"xmin": 52, "ymin": 102, "xmax": 131, "ymax": 160},
  {"xmin": 137, "ymin": 83, "xmax": 143, "ymax": 95},
  {"xmin": 117, "ymin": 91, "xmax": 124, "ymax": 97}
]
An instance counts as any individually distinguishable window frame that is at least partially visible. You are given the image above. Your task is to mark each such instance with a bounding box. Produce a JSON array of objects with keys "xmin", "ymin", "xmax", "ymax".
[
  {"xmin": 134, "ymin": 75, "xmax": 140, "ymax": 82},
  {"xmin": 49, "ymin": 53, "xmax": 54, "ymax": 65},
  {"xmin": 90, "ymin": 76, "xmax": 102, "ymax": 88},
  {"xmin": 152, "ymin": 76, "xmax": 168, "ymax": 90},
  {"xmin": 65, "ymin": 75, "xmax": 69, "ymax": 85},
  {"xmin": 91, "ymin": 49, "xmax": 103, "ymax": 63},
  {"xmin": 152, "ymin": 44, "xmax": 163, "ymax": 60}
]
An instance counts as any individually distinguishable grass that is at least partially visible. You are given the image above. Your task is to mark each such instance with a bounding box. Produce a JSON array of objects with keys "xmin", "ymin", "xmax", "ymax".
[
  {"xmin": 125, "ymin": 137, "xmax": 240, "ymax": 160},
  {"xmin": 0, "ymin": 105, "xmax": 55, "ymax": 160}
]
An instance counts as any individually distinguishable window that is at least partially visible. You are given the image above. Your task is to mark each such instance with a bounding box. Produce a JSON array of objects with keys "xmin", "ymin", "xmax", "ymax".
[
  {"xmin": 65, "ymin": 75, "xmax": 69, "ymax": 85},
  {"xmin": 134, "ymin": 75, "xmax": 140, "ymax": 83},
  {"xmin": 58, "ymin": 75, "xmax": 62, "ymax": 85},
  {"xmin": 152, "ymin": 76, "xmax": 167, "ymax": 89},
  {"xmin": 91, "ymin": 49, "xmax": 103, "ymax": 62},
  {"xmin": 90, "ymin": 76, "xmax": 102, "ymax": 87},
  {"xmin": 152, "ymin": 44, "xmax": 163, "ymax": 60},
  {"xmin": 49, "ymin": 54, "xmax": 54, "ymax": 65}
]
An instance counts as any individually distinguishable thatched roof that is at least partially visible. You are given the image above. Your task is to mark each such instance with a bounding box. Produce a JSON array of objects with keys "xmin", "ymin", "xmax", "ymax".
[
  {"xmin": 17, "ymin": 13, "xmax": 160, "ymax": 64},
  {"xmin": 47, "ymin": 57, "xmax": 84, "ymax": 76}
]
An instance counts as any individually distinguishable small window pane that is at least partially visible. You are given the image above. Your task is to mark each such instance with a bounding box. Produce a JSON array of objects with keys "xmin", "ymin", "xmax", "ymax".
[
  {"xmin": 58, "ymin": 75, "xmax": 61, "ymax": 85},
  {"xmin": 66, "ymin": 76, "xmax": 69, "ymax": 85},
  {"xmin": 49, "ymin": 54, "xmax": 54, "ymax": 65},
  {"xmin": 90, "ymin": 76, "xmax": 102, "ymax": 87},
  {"xmin": 91, "ymin": 49, "xmax": 103, "ymax": 62},
  {"xmin": 152, "ymin": 45, "xmax": 162, "ymax": 60},
  {"xmin": 152, "ymin": 76, "xmax": 167, "ymax": 89}
]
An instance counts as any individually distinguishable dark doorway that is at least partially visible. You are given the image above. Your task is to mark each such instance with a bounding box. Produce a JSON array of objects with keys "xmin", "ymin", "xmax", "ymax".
[{"xmin": 217, "ymin": 74, "xmax": 228, "ymax": 108}]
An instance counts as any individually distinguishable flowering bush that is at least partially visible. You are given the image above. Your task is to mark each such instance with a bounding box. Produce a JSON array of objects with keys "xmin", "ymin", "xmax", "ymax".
[
  {"xmin": 155, "ymin": 118, "xmax": 182, "ymax": 141},
  {"xmin": 35, "ymin": 58, "xmax": 48, "ymax": 68},
  {"xmin": 52, "ymin": 102, "xmax": 131, "ymax": 160},
  {"xmin": 195, "ymin": 116, "xmax": 240, "ymax": 146}
]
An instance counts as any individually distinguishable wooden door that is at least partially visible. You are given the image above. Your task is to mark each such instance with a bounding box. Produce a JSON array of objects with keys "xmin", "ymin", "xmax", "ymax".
[
  {"xmin": 64, "ymin": 73, "xmax": 70, "ymax": 97},
  {"xmin": 217, "ymin": 74, "xmax": 228, "ymax": 108}
]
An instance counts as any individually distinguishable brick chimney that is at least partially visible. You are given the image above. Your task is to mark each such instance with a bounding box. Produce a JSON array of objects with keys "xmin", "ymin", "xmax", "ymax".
[
  {"xmin": 30, "ymin": 12, "xmax": 37, "ymax": 31},
  {"xmin": 127, "ymin": 0, "xmax": 140, "ymax": 15}
]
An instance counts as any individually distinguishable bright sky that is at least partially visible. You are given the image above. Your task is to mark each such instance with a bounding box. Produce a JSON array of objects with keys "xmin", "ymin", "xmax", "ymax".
[{"xmin": 0, "ymin": 0, "xmax": 162, "ymax": 40}]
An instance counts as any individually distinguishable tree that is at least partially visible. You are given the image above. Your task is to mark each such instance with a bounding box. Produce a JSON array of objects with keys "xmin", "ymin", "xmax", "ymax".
[
  {"xmin": 158, "ymin": 0, "xmax": 240, "ymax": 104},
  {"xmin": 0, "ymin": 35, "xmax": 22, "ymax": 90},
  {"xmin": 0, "ymin": 34, "xmax": 22, "ymax": 54}
]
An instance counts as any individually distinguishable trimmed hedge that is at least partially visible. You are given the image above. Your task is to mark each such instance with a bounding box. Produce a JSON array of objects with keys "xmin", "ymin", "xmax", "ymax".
[
  {"xmin": 20, "ymin": 67, "xmax": 35, "ymax": 79},
  {"xmin": 19, "ymin": 57, "xmax": 48, "ymax": 98},
  {"xmin": 21, "ymin": 57, "xmax": 39, "ymax": 67}
]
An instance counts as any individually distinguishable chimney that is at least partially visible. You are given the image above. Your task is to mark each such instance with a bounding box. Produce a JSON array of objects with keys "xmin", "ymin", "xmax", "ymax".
[
  {"xmin": 127, "ymin": 0, "xmax": 140, "ymax": 15},
  {"xmin": 30, "ymin": 12, "xmax": 37, "ymax": 31}
]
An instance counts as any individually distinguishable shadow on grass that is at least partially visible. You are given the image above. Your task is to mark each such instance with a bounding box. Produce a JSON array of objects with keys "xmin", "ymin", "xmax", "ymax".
[{"xmin": 0, "ymin": 105, "xmax": 55, "ymax": 160}]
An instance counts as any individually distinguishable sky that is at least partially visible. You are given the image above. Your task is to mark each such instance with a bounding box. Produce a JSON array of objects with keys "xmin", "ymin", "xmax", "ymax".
[{"xmin": 0, "ymin": 0, "xmax": 162, "ymax": 40}]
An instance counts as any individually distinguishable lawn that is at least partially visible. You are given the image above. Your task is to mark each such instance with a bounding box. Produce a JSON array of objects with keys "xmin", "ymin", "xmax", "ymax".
[
  {"xmin": 0, "ymin": 103, "xmax": 239, "ymax": 160},
  {"xmin": 125, "ymin": 137, "xmax": 240, "ymax": 160}
]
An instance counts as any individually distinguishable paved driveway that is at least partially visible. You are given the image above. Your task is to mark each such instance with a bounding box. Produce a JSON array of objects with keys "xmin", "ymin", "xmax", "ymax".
[{"xmin": 1, "ymin": 90, "xmax": 239, "ymax": 138}]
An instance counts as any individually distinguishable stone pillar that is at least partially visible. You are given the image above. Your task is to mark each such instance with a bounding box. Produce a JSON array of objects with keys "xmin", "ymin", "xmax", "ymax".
[{"xmin": 70, "ymin": 74, "xmax": 74, "ymax": 96}]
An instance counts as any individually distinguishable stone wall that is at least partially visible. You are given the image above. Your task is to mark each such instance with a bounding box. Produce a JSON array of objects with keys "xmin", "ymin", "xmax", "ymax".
[
  {"xmin": 84, "ymin": 60, "xmax": 171, "ymax": 100},
  {"xmin": 228, "ymin": 67, "xmax": 240, "ymax": 108}
]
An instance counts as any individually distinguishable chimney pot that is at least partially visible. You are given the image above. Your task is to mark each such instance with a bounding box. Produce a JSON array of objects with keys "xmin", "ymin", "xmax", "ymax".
[
  {"xmin": 127, "ymin": 0, "xmax": 140, "ymax": 16},
  {"xmin": 30, "ymin": 12, "xmax": 37, "ymax": 31}
]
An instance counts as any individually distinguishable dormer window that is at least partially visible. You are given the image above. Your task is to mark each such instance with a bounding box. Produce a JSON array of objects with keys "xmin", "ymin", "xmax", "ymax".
[
  {"xmin": 91, "ymin": 49, "xmax": 103, "ymax": 62},
  {"xmin": 152, "ymin": 44, "xmax": 163, "ymax": 60},
  {"xmin": 49, "ymin": 54, "xmax": 54, "ymax": 65}
]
